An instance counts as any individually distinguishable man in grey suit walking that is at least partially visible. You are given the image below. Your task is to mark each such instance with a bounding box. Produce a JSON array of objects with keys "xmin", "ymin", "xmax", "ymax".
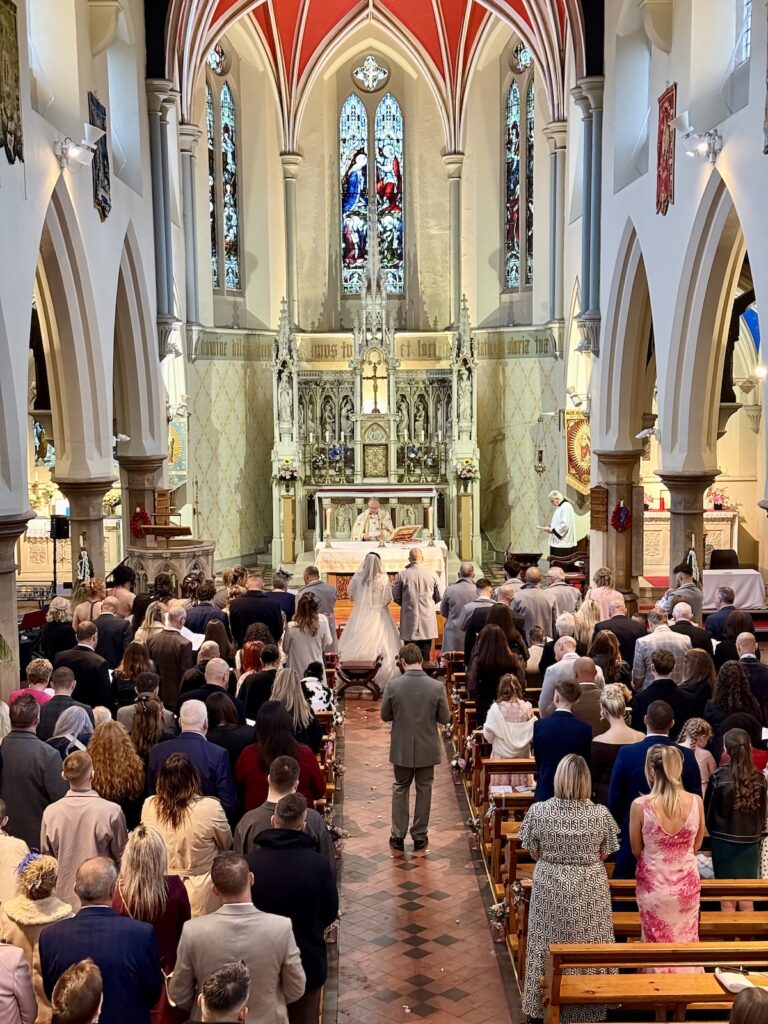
[
  {"xmin": 381, "ymin": 644, "xmax": 451, "ymax": 851},
  {"xmin": 392, "ymin": 548, "xmax": 441, "ymax": 660}
]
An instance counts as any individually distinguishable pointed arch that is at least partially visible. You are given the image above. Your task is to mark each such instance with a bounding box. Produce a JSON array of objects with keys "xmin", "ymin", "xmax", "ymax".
[{"xmin": 35, "ymin": 181, "xmax": 112, "ymax": 481}]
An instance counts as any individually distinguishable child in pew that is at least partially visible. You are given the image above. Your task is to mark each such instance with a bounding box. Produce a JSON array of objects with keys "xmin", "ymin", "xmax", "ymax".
[
  {"xmin": 678, "ymin": 718, "xmax": 717, "ymax": 794},
  {"xmin": 481, "ymin": 674, "xmax": 534, "ymax": 787}
]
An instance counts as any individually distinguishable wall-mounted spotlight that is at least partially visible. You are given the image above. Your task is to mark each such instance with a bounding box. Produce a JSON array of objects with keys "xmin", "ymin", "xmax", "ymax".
[
  {"xmin": 566, "ymin": 385, "xmax": 590, "ymax": 412},
  {"xmin": 670, "ymin": 111, "xmax": 722, "ymax": 164},
  {"xmin": 635, "ymin": 425, "xmax": 660, "ymax": 441},
  {"xmin": 53, "ymin": 123, "xmax": 106, "ymax": 171}
]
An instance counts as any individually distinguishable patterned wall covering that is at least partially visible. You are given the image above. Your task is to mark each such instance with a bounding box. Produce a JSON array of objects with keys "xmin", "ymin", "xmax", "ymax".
[
  {"xmin": 476, "ymin": 357, "xmax": 560, "ymax": 552},
  {"xmin": 186, "ymin": 360, "xmax": 274, "ymax": 563}
]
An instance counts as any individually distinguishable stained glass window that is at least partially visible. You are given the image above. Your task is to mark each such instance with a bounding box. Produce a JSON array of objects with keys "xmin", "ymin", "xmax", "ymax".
[
  {"xmin": 220, "ymin": 82, "xmax": 240, "ymax": 290},
  {"xmin": 353, "ymin": 55, "xmax": 389, "ymax": 92},
  {"xmin": 739, "ymin": 0, "xmax": 753, "ymax": 63},
  {"xmin": 505, "ymin": 82, "xmax": 521, "ymax": 289},
  {"xmin": 375, "ymin": 93, "xmax": 404, "ymax": 295},
  {"xmin": 340, "ymin": 95, "xmax": 369, "ymax": 295},
  {"xmin": 513, "ymin": 42, "xmax": 532, "ymax": 72},
  {"xmin": 206, "ymin": 83, "xmax": 219, "ymax": 289},
  {"xmin": 207, "ymin": 44, "xmax": 228, "ymax": 75},
  {"xmin": 525, "ymin": 79, "xmax": 535, "ymax": 286}
]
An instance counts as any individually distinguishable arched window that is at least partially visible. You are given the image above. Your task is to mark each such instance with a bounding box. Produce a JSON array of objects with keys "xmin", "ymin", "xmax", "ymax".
[
  {"xmin": 206, "ymin": 83, "xmax": 219, "ymax": 289},
  {"xmin": 339, "ymin": 86, "xmax": 404, "ymax": 296},
  {"xmin": 504, "ymin": 49, "xmax": 535, "ymax": 291},
  {"xmin": 340, "ymin": 95, "xmax": 369, "ymax": 295},
  {"xmin": 374, "ymin": 93, "xmax": 404, "ymax": 294},
  {"xmin": 738, "ymin": 0, "xmax": 753, "ymax": 63},
  {"xmin": 220, "ymin": 82, "xmax": 240, "ymax": 290},
  {"xmin": 205, "ymin": 46, "xmax": 242, "ymax": 293}
]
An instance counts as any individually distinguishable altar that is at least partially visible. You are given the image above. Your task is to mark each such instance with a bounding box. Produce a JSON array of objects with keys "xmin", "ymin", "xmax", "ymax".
[{"xmin": 315, "ymin": 540, "xmax": 448, "ymax": 597}]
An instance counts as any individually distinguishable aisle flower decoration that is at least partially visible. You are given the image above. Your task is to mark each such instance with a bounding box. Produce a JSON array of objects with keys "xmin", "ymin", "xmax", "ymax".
[
  {"xmin": 450, "ymin": 752, "xmax": 467, "ymax": 782},
  {"xmin": 488, "ymin": 898, "xmax": 510, "ymax": 943}
]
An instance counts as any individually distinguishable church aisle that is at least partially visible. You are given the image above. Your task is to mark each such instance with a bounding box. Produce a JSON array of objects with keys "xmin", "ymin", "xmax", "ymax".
[{"xmin": 326, "ymin": 699, "xmax": 520, "ymax": 1023}]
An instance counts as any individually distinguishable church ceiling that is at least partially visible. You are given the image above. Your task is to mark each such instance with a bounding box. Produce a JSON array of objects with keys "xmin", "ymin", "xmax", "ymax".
[{"xmin": 166, "ymin": 0, "xmax": 588, "ymax": 142}]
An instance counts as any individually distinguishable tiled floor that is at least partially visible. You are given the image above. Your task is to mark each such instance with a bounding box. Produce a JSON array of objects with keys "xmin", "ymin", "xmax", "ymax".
[{"xmin": 324, "ymin": 697, "xmax": 521, "ymax": 1024}]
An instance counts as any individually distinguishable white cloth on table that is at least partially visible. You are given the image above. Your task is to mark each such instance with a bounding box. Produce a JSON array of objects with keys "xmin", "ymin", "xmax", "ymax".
[
  {"xmin": 315, "ymin": 541, "xmax": 448, "ymax": 586},
  {"xmin": 702, "ymin": 569, "xmax": 766, "ymax": 610}
]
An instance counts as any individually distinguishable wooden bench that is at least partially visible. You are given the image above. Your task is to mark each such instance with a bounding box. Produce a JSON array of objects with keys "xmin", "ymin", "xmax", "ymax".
[
  {"xmin": 335, "ymin": 655, "xmax": 383, "ymax": 699},
  {"xmin": 543, "ymin": 941, "xmax": 768, "ymax": 1024}
]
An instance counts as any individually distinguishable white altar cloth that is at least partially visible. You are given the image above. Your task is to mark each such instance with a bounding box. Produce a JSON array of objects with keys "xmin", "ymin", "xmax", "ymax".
[
  {"xmin": 315, "ymin": 541, "xmax": 448, "ymax": 587},
  {"xmin": 702, "ymin": 569, "xmax": 767, "ymax": 610}
]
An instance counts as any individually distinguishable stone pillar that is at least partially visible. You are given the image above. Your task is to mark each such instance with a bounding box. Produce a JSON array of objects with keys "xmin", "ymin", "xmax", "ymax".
[
  {"xmin": 543, "ymin": 123, "xmax": 567, "ymax": 322},
  {"xmin": 571, "ymin": 83, "xmax": 593, "ymax": 313},
  {"xmin": 581, "ymin": 78, "xmax": 605, "ymax": 316},
  {"xmin": 56, "ymin": 479, "xmax": 116, "ymax": 583},
  {"xmin": 594, "ymin": 450, "xmax": 642, "ymax": 597},
  {"xmin": 179, "ymin": 123, "xmax": 202, "ymax": 325},
  {"xmin": 0, "ymin": 512, "xmax": 34, "ymax": 701},
  {"xmin": 443, "ymin": 153, "xmax": 464, "ymax": 327},
  {"xmin": 658, "ymin": 471, "xmax": 718, "ymax": 578},
  {"xmin": 147, "ymin": 79, "xmax": 179, "ymax": 356},
  {"xmin": 281, "ymin": 153, "xmax": 303, "ymax": 328},
  {"xmin": 116, "ymin": 455, "xmax": 165, "ymax": 548}
]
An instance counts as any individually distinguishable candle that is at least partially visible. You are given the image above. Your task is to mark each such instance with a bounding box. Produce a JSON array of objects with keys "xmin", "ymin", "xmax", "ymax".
[
  {"xmin": 325, "ymin": 431, "xmax": 330, "ymax": 443},
  {"xmin": 309, "ymin": 432, "xmax": 315, "ymax": 443},
  {"xmin": 437, "ymin": 430, "xmax": 442, "ymax": 443},
  {"xmin": 341, "ymin": 432, "xmax": 346, "ymax": 444}
]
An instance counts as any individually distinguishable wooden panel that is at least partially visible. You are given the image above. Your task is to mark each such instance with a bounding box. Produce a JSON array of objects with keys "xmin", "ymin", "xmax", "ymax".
[{"xmin": 590, "ymin": 485, "xmax": 608, "ymax": 532}]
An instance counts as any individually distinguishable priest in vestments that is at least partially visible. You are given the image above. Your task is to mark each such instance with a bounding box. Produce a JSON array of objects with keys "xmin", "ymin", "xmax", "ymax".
[{"xmin": 352, "ymin": 498, "xmax": 395, "ymax": 541}]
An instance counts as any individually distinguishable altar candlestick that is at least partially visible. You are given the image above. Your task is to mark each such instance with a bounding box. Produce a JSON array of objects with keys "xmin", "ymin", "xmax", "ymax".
[{"xmin": 325, "ymin": 431, "xmax": 330, "ymax": 443}]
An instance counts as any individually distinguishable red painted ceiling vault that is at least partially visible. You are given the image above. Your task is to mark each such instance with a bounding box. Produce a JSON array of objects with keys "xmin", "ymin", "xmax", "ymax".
[{"xmin": 167, "ymin": 0, "xmax": 585, "ymax": 148}]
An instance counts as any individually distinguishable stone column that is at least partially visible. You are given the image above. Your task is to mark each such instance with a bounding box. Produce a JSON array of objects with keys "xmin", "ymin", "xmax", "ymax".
[
  {"xmin": 281, "ymin": 153, "xmax": 303, "ymax": 328},
  {"xmin": 56, "ymin": 479, "xmax": 116, "ymax": 583},
  {"xmin": 147, "ymin": 79, "xmax": 179, "ymax": 356},
  {"xmin": 443, "ymin": 153, "xmax": 464, "ymax": 327},
  {"xmin": 658, "ymin": 471, "xmax": 718, "ymax": 578},
  {"xmin": 593, "ymin": 450, "xmax": 642, "ymax": 597},
  {"xmin": 543, "ymin": 123, "xmax": 567, "ymax": 322},
  {"xmin": 179, "ymin": 123, "xmax": 202, "ymax": 325},
  {"xmin": 581, "ymin": 77, "xmax": 605, "ymax": 316},
  {"xmin": 116, "ymin": 455, "xmax": 165, "ymax": 549},
  {"xmin": 0, "ymin": 511, "xmax": 34, "ymax": 701},
  {"xmin": 570, "ymin": 83, "xmax": 593, "ymax": 313}
]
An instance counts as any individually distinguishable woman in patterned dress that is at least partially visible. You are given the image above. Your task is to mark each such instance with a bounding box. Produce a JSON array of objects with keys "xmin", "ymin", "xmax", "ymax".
[
  {"xmin": 519, "ymin": 755, "xmax": 619, "ymax": 1022},
  {"xmin": 630, "ymin": 745, "xmax": 704, "ymax": 958}
]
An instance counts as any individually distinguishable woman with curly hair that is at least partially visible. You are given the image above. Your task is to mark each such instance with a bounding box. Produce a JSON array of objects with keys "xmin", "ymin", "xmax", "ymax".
[
  {"xmin": 41, "ymin": 597, "xmax": 76, "ymax": 662},
  {"xmin": 705, "ymin": 729, "xmax": 768, "ymax": 904},
  {"xmin": 704, "ymin": 661, "xmax": 762, "ymax": 734},
  {"xmin": 72, "ymin": 579, "xmax": 106, "ymax": 630},
  {"xmin": 111, "ymin": 641, "xmax": 154, "ymax": 711},
  {"xmin": 677, "ymin": 718, "xmax": 716, "ymax": 794},
  {"xmin": 141, "ymin": 754, "xmax": 232, "ymax": 917},
  {"xmin": 129, "ymin": 692, "xmax": 169, "ymax": 763},
  {"xmin": 88, "ymin": 721, "xmax": 146, "ymax": 829},
  {"xmin": 112, "ymin": 825, "xmax": 190, "ymax": 1024},
  {"xmin": 588, "ymin": 630, "xmax": 631, "ymax": 686},
  {"xmin": 0, "ymin": 854, "xmax": 73, "ymax": 1023}
]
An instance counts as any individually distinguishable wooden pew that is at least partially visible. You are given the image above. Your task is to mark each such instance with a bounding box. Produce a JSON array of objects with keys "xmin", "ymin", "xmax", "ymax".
[{"xmin": 543, "ymin": 941, "xmax": 768, "ymax": 1024}]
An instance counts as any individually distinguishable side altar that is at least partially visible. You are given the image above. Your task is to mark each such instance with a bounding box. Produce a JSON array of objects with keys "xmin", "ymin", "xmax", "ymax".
[{"xmin": 270, "ymin": 272, "xmax": 481, "ymax": 567}]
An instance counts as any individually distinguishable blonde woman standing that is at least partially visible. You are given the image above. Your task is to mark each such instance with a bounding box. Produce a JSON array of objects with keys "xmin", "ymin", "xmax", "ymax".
[
  {"xmin": 584, "ymin": 568, "xmax": 623, "ymax": 622},
  {"xmin": 112, "ymin": 825, "xmax": 191, "ymax": 1024},
  {"xmin": 590, "ymin": 684, "xmax": 644, "ymax": 805},
  {"xmin": 270, "ymin": 667, "xmax": 323, "ymax": 753},
  {"xmin": 630, "ymin": 745, "xmax": 704, "ymax": 948}
]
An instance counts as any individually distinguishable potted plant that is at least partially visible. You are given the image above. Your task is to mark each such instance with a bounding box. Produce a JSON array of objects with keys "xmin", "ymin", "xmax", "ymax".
[{"xmin": 706, "ymin": 485, "xmax": 729, "ymax": 511}]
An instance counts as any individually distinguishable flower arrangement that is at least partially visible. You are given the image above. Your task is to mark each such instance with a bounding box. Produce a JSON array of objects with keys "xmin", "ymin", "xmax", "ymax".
[
  {"xmin": 406, "ymin": 444, "xmax": 421, "ymax": 461},
  {"xmin": 488, "ymin": 898, "xmax": 510, "ymax": 942},
  {"xmin": 450, "ymin": 752, "xmax": 467, "ymax": 782},
  {"xmin": 332, "ymin": 708, "xmax": 346, "ymax": 728},
  {"xmin": 456, "ymin": 458, "xmax": 479, "ymax": 481},
  {"xmin": 275, "ymin": 459, "xmax": 299, "ymax": 482},
  {"xmin": 466, "ymin": 813, "xmax": 481, "ymax": 849},
  {"xmin": 706, "ymin": 486, "xmax": 730, "ymax": 509},
  {"xmin": 312, "ymin": 452, "xmax": 327, "ymax": 470},
  {"xmin": 130, "ymin": 506, "xmax": 151, "ymax": 539},
  {"xmin": 102, "ymin": 489, "xmax": 122, "ymax": 514},
  {"xmin": 328, "ymin": 444, "xmax": 346, "ymax": 463}
]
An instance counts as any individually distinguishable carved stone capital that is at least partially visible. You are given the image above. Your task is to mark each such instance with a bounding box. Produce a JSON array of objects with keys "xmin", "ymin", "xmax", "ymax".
[
  {"xmin": 658, "ymin": 471, "xmax": 719, "ymax": 513},
  {"xmin": 0, "ymin": 510, "xmax": 35, "ymax": 573},
  {"xmin": 158, "ymin": 316, "xmax": 183, "ymax": 361},
  {"xmin": 115, "ymin": 455, "xmax": 166, "ymax": 488},
  {"xmin": 179, "ymin": 123, "xmax": 202, "ymax": 155},
  {"xmin": 576, "ymin": 313, "xmax": 601, "ymax": 356},
  {"xmin": 744, "ymin": 404, "xmax": 762, "ymax": 434},
  {"xmin": 146, "ymin": 79, "xmax": 177, "ymax": 119},
  {"xmin": 280, "ymin": 153, "xmax": 303, "ymax": 180},
  {"xmin": 88, "ymin": 0, "xmax": 121, "ymax": 55},
  {"xmin": 543, "ymin": 121, "xmax": 568, "ymax": 151},
  {"xmin": 578, "ymin": 76, "xmax": 605, "ymax": 113},
  {"xmin": 641, "ymin": 0, "xmax": 674, "ymax": 53},
  {"xmin": 593, "ymin": 449, "xmax": 642, "ymax": 485},
  {"xmin": 442, "ymin": 152, "xmax": 465, "ymax": 179},
  {"xmin": 716, "ymin": 401, "xmax": 742, "ymax": 440}
]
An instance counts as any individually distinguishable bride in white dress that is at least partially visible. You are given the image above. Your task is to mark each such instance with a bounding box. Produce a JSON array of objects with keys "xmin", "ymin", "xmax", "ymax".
[{"xmin": 338, "ymin": 552, "xmax": 401, "ymax": 685}]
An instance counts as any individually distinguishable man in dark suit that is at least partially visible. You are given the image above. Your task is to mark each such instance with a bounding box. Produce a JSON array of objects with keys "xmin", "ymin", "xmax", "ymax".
[
  {"xmin": 736, "ymin": 632, "xmax": 768, "ymax": 720},
  {"xmin": 630, "ymin": 649, "xmax": 694, "ymax": 735},
  {"xmin": 229, "ymin": 572, "xmax": 283, "ymax": 648},
  {"xmin": 179, "ymin": 642, "xmax": 238, "ymax": 697},
  {"xmin": 40, "ymin": 857, "xmax": 162, "ymax": 1024},
  {"xmin": 608, "ymin": 700, "xmax": 701, "ymax": 878},
  {"xmin": 147, "ymin": 699, "xmax": 238, "ymax": 816},
  {"xmin": 38, "ymin": 667, "xmax": 95, "ymax": 740},
  {"xmin": 178, "ymin": 658, "xmax": 245, "ymax": 723},
  {"xmin": 53, "ymin": 621, "xmax": 112, "ymax": 711},
  {"xmin": 238, "ymin": 645, "xmax": 280, "ymax": 722},
  {"xmin": 532, "ymin": 678, "xmax": 592, "ymax": 802},
  {"xmin": 670, "ymin": 602, "xmax": 714, "ymax": 656},
  {"xmin": 146, "ymin": 602, "xmax": 195, "ymax": 711},
  {"xmin": 93, "ymin": 596, "xmax": 132, "ymax": 668},
  {"xmin": 705, "ymin": 586, "xmax": 754, "ymax": 640},
  {"xmin": 381, "ymin": 644, "xmax": 451, "ymax": 851},
  {"xmin": 592, "ymin": 596, "xmax": 647, "ymax": 666}
]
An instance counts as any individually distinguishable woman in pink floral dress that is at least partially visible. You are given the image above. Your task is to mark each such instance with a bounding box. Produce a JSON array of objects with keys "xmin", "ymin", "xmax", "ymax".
[{"xmin": 630, "ymin": 744, "xmax": 704, "ymax": 961}]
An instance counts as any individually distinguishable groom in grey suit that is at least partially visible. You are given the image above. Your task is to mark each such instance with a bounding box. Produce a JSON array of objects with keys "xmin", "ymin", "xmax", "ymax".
[
  {"xmin": 392, "ymin": 548, "xmax": 441, "ymax": 660},
  {"xmin": 381, "ymin": 644, "xmax": 451, "ymax": 851}
]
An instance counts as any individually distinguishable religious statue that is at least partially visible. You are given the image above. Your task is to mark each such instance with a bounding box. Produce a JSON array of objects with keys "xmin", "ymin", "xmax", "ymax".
[
  {"xmin": 397, "ymin": 396, "xmax": 409, "ymax": 438},
  {"xmin": 351, "ymin": 497, "xmax": 395, "ymax": 541},
  {"xmin": 307, "ymin": 401, "xmax": 317, "ymax": 438},
  {"xmin": 323, "ymin": 398, "xmax": 335, "ymax": 439},
  {"xmin": 278, "ymin": 372, "xmax": 293, "ymax": 423},
  {"xmin": 414, "ymin": 400, "xmax": 427, "ymax": 439},
  {"xmin": 458, "ymin": 368, "xmax": 472, "ymax": 421},
  {"xmin": 340, "ymin": 396, "xmax": 354, "ymax": 439}
]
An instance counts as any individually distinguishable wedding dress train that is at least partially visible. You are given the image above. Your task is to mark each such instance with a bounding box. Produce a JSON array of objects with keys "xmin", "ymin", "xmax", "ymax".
[{"xmin": 337, "ymin": 552, "xmax": 401, "ymax": 685}]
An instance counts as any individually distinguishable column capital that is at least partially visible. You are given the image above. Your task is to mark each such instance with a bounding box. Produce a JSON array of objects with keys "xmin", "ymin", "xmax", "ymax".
[
  {"xmin": 146, "ymin": 78, "xmax": 177, "ymax": 117},
  {"xmin": 658, "ymin": 470, "xmax": 719, "ymax": 512},
  {"xmin": 280, "ymin": 152, "xmax": 303, "ymax": 178},
  {"xmin": 543, "ymin": 122, "xmax": 568, "ymax": 151},
  {"xmin": 179, "ymin": 122, "xmax": 202, "ymax": 154},
  {"xmin": 640, "ymin": 0, "xmax": 673, "ymax": 53},
  {"xmin": 442, "ymin": 152, "xmax": 465, "ymax": 179},
  {"xmin": 578, "ymin": 76, "xmax": 605, "ymax": 113},
  {"xmin": 593, "ymin": 449, "xmax": 642, "ymax": 483},
  {"xmin": 116, "ymin": 454, "xmax": 167, "ymax": 480},
  {"xmin": 55, "ymin": 478, "xmax": 117, "ymax": 508},
  {"xmin": 0, "ymin": 510, "xmax": 35, "ymax": 565}
]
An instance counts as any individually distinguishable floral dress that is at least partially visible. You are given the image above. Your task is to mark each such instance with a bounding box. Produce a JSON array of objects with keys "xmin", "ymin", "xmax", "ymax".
[
  {"xmin": 519, "ymin": 798, "xmax": 619, "ymax": 1021},
  {"xmin": 635, "ymin": 795, "xmax": 701, "ymax": 963}
]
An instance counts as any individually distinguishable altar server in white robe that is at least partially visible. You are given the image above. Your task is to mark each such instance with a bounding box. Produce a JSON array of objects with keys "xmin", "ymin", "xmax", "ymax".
[
  {"xmin": 352, "ymin": 498, "xmax": 395, "ymax": 542},
  {"xmin": 541, "ymin": 490, "xmax": 577, "ymax": 558}
]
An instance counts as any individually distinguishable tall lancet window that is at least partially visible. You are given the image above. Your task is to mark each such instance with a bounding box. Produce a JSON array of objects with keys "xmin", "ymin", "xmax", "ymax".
[
  {"xmin": 374, "ymin": 93, "xmax": 404, "ymax": 294},
  {"xmin": 220, "ymin": 83, "xmax": 241, "ymax": 290},
  {"xmin": 504, "ymin": 44, "xmax": 535, "ymax": 291},
  {"xmin": 340, "ymin": 95, "xmax": 369, "ymax": 295},
  {"xmin": 206, "ymin": 84, "xmax": 219, "ymax": 288}
]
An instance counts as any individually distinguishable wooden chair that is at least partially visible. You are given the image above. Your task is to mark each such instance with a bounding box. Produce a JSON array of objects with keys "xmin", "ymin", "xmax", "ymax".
[
  {"xmin": 143, "ymin": 489, "xmax": 192, "ymax": 547},
  {"xmin": 335, "ymin": 655, "xmax": 383, "ymax": 700}
]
